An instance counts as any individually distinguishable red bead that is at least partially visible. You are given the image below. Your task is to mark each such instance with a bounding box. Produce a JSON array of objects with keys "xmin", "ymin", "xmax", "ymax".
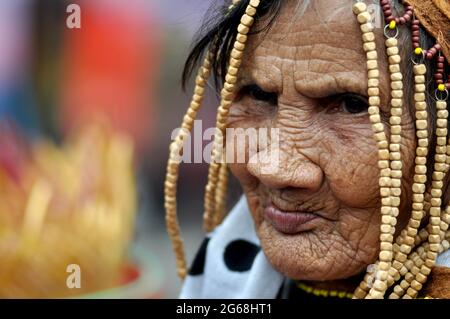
[
  {"xmin": 406, "ymin": 6, "xmax": 413, "ymax": 11},
  {"xmin": 430, "ymin": 48, "xmax": 437, "ymax": 54},
  {"xmin": 435, "ymin": 74, "xmax": 443, "ymax": 80},
  {"xmin": 438, "ymin": 56, "xmax": 445, "ymax": 63},
  {"xmin": 413, "ymin": 43, "xmax": 420, "ymax": 48},
  {"xmin": 404, "ymin": 15, "xmax": 411, "ymax": 22},
  {"xmin": 399, "ymin": 17, "xmax": 406, "ymax": 24},
  {"xmin": 413, "ymin": 36, "xmax": 420, "ymax": 43},
  {"xmin": 435, "ymin": 44, "xmax": 442, "ymax": 50},
  {"xmin": 438, "ymin": 63, "xmax": 444, "ymax": 69},
  {"xmin": 413, "ymin": 20, "xmax": 420, "ymax": 25},
  {"xmin": 395, "ymin": 17, "xmax": 400, "ymax": 23},
  {"xmin": 381, "ymin": 0, "xmax": 389, "ymax": 6},
  {"xmin": 384, "ymin": 9, "xmax": 392, "ymax": 16},
  {"xmin": 413, "ymin": 31, "xmax": 420, "ymax": 36},
  {"xmin": 386, "ymin": 15, "xmax": 394, "ymax": 22},
  {"xmin": 437, "ymin": 80, "xmax": 444, "ymax": 84},
  {"xmin": 427, "ymin": 53, "xmax": 433, "ymax": 59},
  {"xmin": 382, "ymin": 4, "xmax": 391, "ymax": 11}
]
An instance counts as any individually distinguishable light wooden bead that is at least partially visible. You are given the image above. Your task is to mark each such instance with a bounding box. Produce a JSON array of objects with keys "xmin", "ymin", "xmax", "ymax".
[
  {"xmin": 229, "ymin": 57, "xmax": 241, "ymax": 68},
  {"xmin": 378, "ymin": 160, "xmax": 389, "ymax": 169},
  {"xmin": 367, "ymin": 60, "xmax": 378, "ymax": 70},
  {"xmin": 413, "ymin": 174, "xmax": 427, "ymax": 184},
  {"xmin": 378, "ymin": 140, "xmax": 389, "ymax": 149},
  {"xmin": 381, "ymin": 234, "xmax": 393, "ymax": 242},
  {"xmin": 391, "ymin": 125, "xmax": 401, "ymax": 135},
  {"xmin": 416, "ymin": 147, "xmax": 428, "ymax": 156},
  {"xmin": 361, "ymin": 23, "xmax": 375, "ymax": 33},
  {"xmin": 415, "ymin": 75, "xmax": 426, "ymax": 84},
  {"xmin": 389, "ymin": 64, "xmax": 401, "ymax": 73},
  {"xmin": 366, "ymin": 50, "xmax": 377, "ymax": 60},
  {"xmin": 415, "ymin": 165, "xmax": 427, "ymax": 174},
  {"xmin": 237, "ymin": 24, "xmax": 250, "ymax": 35},
  {"xmin": 433, "ymin": 171, "xmax": 445, "ymax": 180},
  {"xmin": 416, "ymin": 120, "xmax": 427, "ymax": 130},
  {"xmin": 387, "ymin": 46, "xmax": 399, "ymax": 56},
  {"xmin": 234, "ymin": 41, "xmax": 246, "ymax": 51},
  {"xmin": 392, "ymin": 90, "xmax": 403, "ymax": 98},
  {"xmin": 415, "ymin": 156, "xmax": 426, "ymax": 165},
  {"xmin": 390, "ymin": 108, "xmax": 402, "ymax": 117},
  {"xmin": 357, "ymin": 11, "xmax": 372, "ymax": 24},
  {"xmin": 389, "ymin": 55, "xmax": 401, "ymax": 64},
  {"xmin": 431, "ymin": 188, "xmax": 442, "ymax": 197},
  {"xmin": 390, "ymin": 143, "xmax": 400, "ymax": 152},
  {"xmin": 391, "ymin": 73, "xmax": 403, "ymax": 81},
  {"xmin": 391, "ymin": 196, "xmax": 400, "ymax": 206},
  {"xmin": 368, "ymin": 69, "xmax": 379, "ymax": 79},
  {"xmin": 245, "ymin": 6, "xmax": 257, "ymax": 16},
  {"xmin": 391, "ymin": 81, "xmax": 403, "ymax": 90},
  {"xmin": 415, "ymin": 101, "xmax": 427, "ymax": 110},
  {"xmin": 231, "ymin": 49, "xmax": 244, "ymax": 59},
  {"xmin": 438, "ymin": 110, "xmax": 448, "ymax": 118},
  {"xmin": 352, "ymin": 2, "xmax": 367, "ymax": 14},
  {"xmin": 415, "ymin": 111, "xmax": 427, "ymax": 120},
  {"xmin": 363, "ymin": 42, "xmax": 376, "ymax": 52},
  {"xmin": 368, "ymin": 88, "xmax": 379, "ymax": 96},
  {"xmin": 368, "ymin": 106, "xmax": 380, "ymax": 115},
  {"xmin": 430, "ymin": 217, "xmax": 441, "ymax": 225},
  {"xmin": 437, "ymin": 101, "xmax": 447, "ymax": 110},
  {"xmin": 249, "ymin": 0, "xmax": 260, "ymax": 8},
  {"xmin": 413, "ymin": 64, "xmax": 427, "ymax": 75},
  {"xmin": 369, "ymin": 96, "xmax": 380, "ymax": 106},
  {"xmin": 391, "ymin": 99, "xmax": 402, "ymax": 107},
  {"xmin": 240, "ymin": 14, "xmax": 254, "ymax": 27},
  {"xmin": 386, "ymin": 38, "xmax": 398, "ymax": 47},
  {"xmin": 418, "ymin": 139, "xmax": 428, "ymax": 147},
  {"xmin": 368, "ymin": 78, "xmax": 379, "ymax": 88},
  {"xmin": 415, "ymin": 84, "xmax": 426, "ymax": 92},
  {"xmin": 363, "ymin": 32, "xmax": 375, "ymax": 42},
  {"xmin": 416, "ymin": 130, "xmax": 428, "ymax": 138}
]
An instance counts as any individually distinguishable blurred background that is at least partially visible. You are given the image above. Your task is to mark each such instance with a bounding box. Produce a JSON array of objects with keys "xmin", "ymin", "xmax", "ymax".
[{"xmin": 0, "ymin": 0, "xmax": 242, "ymax": 298}]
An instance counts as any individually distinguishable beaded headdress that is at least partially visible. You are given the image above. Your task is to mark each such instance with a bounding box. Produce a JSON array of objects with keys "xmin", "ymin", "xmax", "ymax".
[{"xmin": 165, "ymin": 0, "xmax": 450, "ymax": 299}]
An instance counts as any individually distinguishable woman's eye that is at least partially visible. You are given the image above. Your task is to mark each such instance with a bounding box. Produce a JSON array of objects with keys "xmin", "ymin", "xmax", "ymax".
[
  {"xmin": 241, "ymin": 84, "xmax": 278, "ymax": 105},
  {"xmin": 340, "ymin": 94, "xmax": 369, "ymax": 114}
]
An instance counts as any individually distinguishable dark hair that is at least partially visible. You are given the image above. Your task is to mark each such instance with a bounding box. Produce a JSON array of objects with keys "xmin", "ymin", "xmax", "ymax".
[{"xmin": 182, "ymin": 0, "xmax": 283, "ymax": 90}]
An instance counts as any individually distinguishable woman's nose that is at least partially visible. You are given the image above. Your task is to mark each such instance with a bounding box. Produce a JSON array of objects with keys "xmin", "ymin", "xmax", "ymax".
[{"xmin": 246, "ymin": 148, "xmax": 324, "ymax": 192}]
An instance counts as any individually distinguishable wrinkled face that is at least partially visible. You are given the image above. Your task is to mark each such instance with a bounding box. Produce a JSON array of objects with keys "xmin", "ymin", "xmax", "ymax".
[{"xmin": 227, "ymin": 0, "xmax": 416, "ymax": 281}]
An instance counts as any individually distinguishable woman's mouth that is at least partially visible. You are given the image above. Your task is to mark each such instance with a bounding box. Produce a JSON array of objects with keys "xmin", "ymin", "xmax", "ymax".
[{"xmin": 264, "ymin": 203, "xmax": 319, "ymax": 234}]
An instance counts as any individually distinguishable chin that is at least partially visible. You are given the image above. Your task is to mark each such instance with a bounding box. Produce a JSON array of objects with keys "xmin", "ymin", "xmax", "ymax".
[{"xmin": 255, "ymin": 219, "xmax": 375, "ymax": 282}]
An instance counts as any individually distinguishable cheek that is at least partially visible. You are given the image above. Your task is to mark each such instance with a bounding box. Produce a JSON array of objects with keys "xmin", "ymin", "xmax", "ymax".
[{"xmin": 321, "ymin": 120, "xmax": 381, "ymax": 208}]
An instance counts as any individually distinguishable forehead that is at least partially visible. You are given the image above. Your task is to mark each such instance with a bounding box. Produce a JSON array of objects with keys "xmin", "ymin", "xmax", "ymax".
[{"xmin": 239, "ymin": 0, "xmax": 388, "ymax": 97}]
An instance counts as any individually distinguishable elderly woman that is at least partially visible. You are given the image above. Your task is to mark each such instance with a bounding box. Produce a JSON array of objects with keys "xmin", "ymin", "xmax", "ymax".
[{"xmin": 165, "ymin": 0, "xmax": 450, "ymax": 299}]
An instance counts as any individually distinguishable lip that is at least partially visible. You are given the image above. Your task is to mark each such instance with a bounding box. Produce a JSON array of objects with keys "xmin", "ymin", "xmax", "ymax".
[{"xmin": 264, "ymin": 203, "xmax": 319, "ymax": 234}]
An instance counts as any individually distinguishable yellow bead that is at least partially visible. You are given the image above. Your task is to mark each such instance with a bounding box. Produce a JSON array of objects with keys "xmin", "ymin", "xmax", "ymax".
[
  {"xmin": 438, "ymin": 84, "xmax": 446, "ymax": 92},
  {"xmin": 389, "ymin": 20, "xmax": 397, "ymax": 29},
  {"xmin": 415, "ymin": 47, "xmax": 423, "ymax": 55}
]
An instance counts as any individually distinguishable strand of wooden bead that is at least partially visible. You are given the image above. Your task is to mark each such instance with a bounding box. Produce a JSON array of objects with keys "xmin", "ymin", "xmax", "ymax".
[
  {"xmin": 387, "ymin": 64, "xmax": 429, "ymax": 289},
  {"xmin": 353, "ymin": 2, "xmax": 393, "ymax": 299},
  {"xmin": 368, "ymin": 34, "xmax": 404, "ymax": 299},
  {"xmin": 402, "ymin": 99, "xmax": 449, "ymax": 298},
  {"xmin": 213, "ymin": 163, "xmax": 229, "ymax": 227},
  {"xmin": 165, "ymin": 52, "xmax": 213, "ymax": 279},
  {"xmin": 203, "ymin": 0, "xmax": 260, "ymax": 232}
]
